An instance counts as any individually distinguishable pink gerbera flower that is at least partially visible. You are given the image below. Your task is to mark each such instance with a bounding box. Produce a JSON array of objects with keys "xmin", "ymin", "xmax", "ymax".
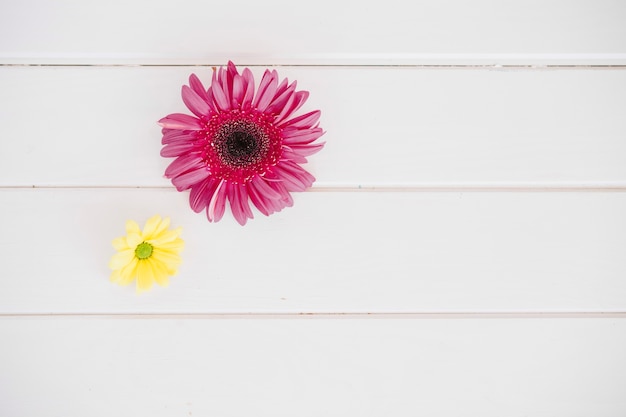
[{"xmin": 158, "ymin": 61, "xmax": 324, "ymax": 225}]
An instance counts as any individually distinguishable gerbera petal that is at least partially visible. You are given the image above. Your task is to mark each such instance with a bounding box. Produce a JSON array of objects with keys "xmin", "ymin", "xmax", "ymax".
[
  {"xmin": 206, "ymin": 86, "xmax": 215, "ymax": 107},
  {"xmin": 271, "ymin": 87, "xmax": 296, "ymax": 123},
  {"xmin": 252, "ymin": 175, "xmax": 282, "ymax": 200},
  {"xmin": 226, "ymin": 61, "xmax": 238, "ymax": 98},
  {"xmin": 269, "ymin": 181, "xmax": 295, "ymax": 208},
  {"xmin": 278, "ymin": 110, "xmax": 321, "ymax": 129},
  {"xmin": 239, "ymin": 185, "xmax": 254, "ymax": 220},
  {"xmin": 255, "ymin": 179, "xmax": 288, "ymax": 214},
  {"xmin": 248, "ymin": 179, "xmax": 274, "ymax": 216},
  {"xmin": 274, "ymin": 77, "xmax": 289, "ymax": 98},
  {"xmin": 274, "ymin": 90, "xmax": 309, "ymax": 124},
  {"xmin": 266, "ymin": 82, "xmax": 296, "ymax": 114},
  {"xmin": 231, "ymin": 74, "xmax": 244, "ymax": 108},
  {"xmin": 160, "ymin": 140, "xmax": 199, "ymax": 158},
  {"xmin": 228, "ymin": 184, "xmax": 253, "ymax": 226},
  {"xmin": 171, "ymin": 166, "xmax": 210, "ymax": 191},
  {"xmin": 158, "ymin": 113, "xmax": 203, "ymax": 130},
  {"xmin": 252, "ymin": 70, "xmax": 273, "ymax": 107},
  {"xmin": 227, "ymin": 60, "xmax": 239, "ymax": 76},
  {"xmin": 182, "ymin": 85, "xmax": 211, "ymax": 117},
  {"xmin": 282, "ymin": 128, "xmax": 325, "ymax": 145},
  {"xmin": 211, "ymin": 70, "xmax": 230, "ymax": 111},
  {"xmin": 271, "ymin": 166, "xmax": 307, "ymax": 191},
  {"xmin": 280, "ymin": 146, "xmax": 309, "ymax": 164},
  {"xmin": 161, "ymin": 130, "xmax": 196, "ymax": 145},
  {"xmin": 253, "ymin": 70, "xmax": 278, "ymax": 111},
  {"xmin": 241, "ymin": 68, "xmax": 255, "ymax": 109},
  {"xmin": 189, "ymin": 177, "xmax": 219, "ymax": 213},
  {"xmin": 218, "ymin": 67, "xmax": 232, "ymax": 106},
  {"xmin": 164, "ymin": 154, "xmax": 205, "ymax": 178},
  {"xmin": 136, "ymin": 260, "xmax": 154, "ymax": 293},
  {"xmin": 289, "ymin": 142, "xmax": 326, "ymax": 157},
  {"xmin": 207, "ymin": 180, "xmax": 227, "ymax": 222},
  {"xmin": 189, "ymin": 73, "xmax": 210, "ymax": 103},
  {"xmin": 279, "ymin": 160, "xmax": 316, "ymax": 189},
  {"xmin": 108, "ymin": 249, "xmax": 135, "ymax": 270},
  {"xmin": 227, "ymin": 184, "xmax": 245, "ymax": 226},
  {"xmin": 247, "ymin": 190, "xmax": 270, "ymax": 216}
]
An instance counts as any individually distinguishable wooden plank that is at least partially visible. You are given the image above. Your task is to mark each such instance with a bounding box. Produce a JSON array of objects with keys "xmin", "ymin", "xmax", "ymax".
[
  {"xmin": 1, "ymin": 317, "xmax": 625, "ymax": 416},
  {"xmin": 1, "ymin": 66, "xmax": 625, "ymax": 187},
  {"xmin": 1, "ymin": 0, "xmax": 625, "ymax": 65},
  {"xmin": 1, "ymin": 189, "xmax": 625, "ymax": 313}
]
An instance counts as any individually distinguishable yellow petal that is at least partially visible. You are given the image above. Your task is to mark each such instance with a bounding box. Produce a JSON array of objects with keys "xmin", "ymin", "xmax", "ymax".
[
  {"xmin": 152, "ymin": 249, "xmax": 182, "ymax": 266},
  {"xmin": 108, "ymin": 249, "xmax": 135, "ymax": 270},
  {"xmin": 116, "ymin": 258, "xmax": 138, "ymax": 286},
  {"xmin": 110, "ymin": 268, "xmax": 122, "ymax": 283},
  {"xmin": 142, "ymin": 215, "xmax": 162, "ymax": 240},
  {"xmin": 147, "ymin": 217, "xmax": 171, "ymax": 241},
  {"xmin": 155, "ymin": 216, "xmax": 171, "ymax": 234},
  {"xmin": 136, "ymin": 260, "xmax": 154, "ymax": 293},
  {"xmin": 125, "ymin": 220, "xmax": 141, "ymax": 236},
  {"xmin": 155, "ymin": 238, "xmax": 185, "ymax": 252},
  {"xmin": 112, "ymin": 237, "xmax": 129, "ymax": 251},
  {"xmin": 152, "ymin": 252, "xmax": 180, "ymax": 275},
  {"xmin": 148, "ymin": 228, "xmax": 182, "ymax": 246},
  {"xmin": 149, "ymin": 258, "xmax": 170, "ymax": 287},
  {"xmin": 126, "ymin": 232, "xmax": 142, "ymax": 248}
]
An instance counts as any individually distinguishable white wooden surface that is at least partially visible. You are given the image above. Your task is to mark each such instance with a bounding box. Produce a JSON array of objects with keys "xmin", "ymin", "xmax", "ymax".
[
  {"xmin": 2, "ymin": 67, "xmax": 626, "ymax": 187},
  {"xmin": 2, "ymin": 189, "xmax": 626, "ymax": 313},
  {"xmin": 2, "ymin": 318, "xmax": 626, "ymax": 416},
  {"xmin": 1, "ymin": 0, "xmax": 626, "ymax": 415},
  {"xmin": 1, "ymin": 0, "xmax": 626, "ymax": 65}
]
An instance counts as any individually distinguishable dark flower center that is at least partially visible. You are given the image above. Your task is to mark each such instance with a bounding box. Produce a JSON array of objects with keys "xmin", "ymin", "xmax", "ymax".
[
  {"xmin": 202, "ymin": 110, "xmax": 283, "ymax": 183},
  {"xmin": 214, "ymin": 120, "xmax": 269, "ymax": 168},
  {"xmin": 225, "ymin": 131, "xmax": 260, "ymax": 165}
]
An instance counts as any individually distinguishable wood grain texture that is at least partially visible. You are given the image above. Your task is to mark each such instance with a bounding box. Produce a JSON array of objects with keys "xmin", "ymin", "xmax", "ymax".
[
  {"xmin": 1, "ymin": 188, "xmax": 624, "ymax": 313},
  {"xmin": 1, "ymin": 318, "xmax": 625, "ymax": 416},
  {"xmin": 1, "ymin": 0, "xmax": 626, "ymax": 64},
  {"xmin": 1, "ymin": 66, "xmax": 625, "ymax": 187}
]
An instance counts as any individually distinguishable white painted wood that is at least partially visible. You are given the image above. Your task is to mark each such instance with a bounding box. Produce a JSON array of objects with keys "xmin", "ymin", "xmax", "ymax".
[
  {"xmin": 1, "ymin": 189, "xmax": 625, "ymax": 313},
  {"xmin": 2, "ymin": 1, "xmax": 626, "ymax": 411},
  {"xmin": 1, "ymin": 318, "xmax": 625, "ymax": 416},
  {"xmin": 1, "ymin": 0, "xmax": 626, "ymax": 65},
  {"xmin": 1, "ymin": 66, "xmax": 626, "ymax": 187}
]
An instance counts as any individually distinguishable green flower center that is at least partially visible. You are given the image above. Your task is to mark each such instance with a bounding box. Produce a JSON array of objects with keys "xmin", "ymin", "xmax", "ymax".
[{"xmin": 135, "ymin": 242, "xmax": 153, "ymax": 259}]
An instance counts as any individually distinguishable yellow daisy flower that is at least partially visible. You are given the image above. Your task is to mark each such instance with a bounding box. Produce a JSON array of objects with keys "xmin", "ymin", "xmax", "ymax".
[{"xmin": 109, "ymin": 215, "xmax": 184, "ymax": 292}]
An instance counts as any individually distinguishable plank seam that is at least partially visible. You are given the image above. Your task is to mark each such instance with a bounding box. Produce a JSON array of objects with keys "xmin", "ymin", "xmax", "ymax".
[
  {"xmin": 2, "ymin": 185, "xmax": 626, "ymax": 192},
  {"xmin": 2, "ymin": 312, "xmax": 626, "ymax": 319},
  {"xmin": 2, "ymin": 63, "xmax": 626, "ymax": 70}
]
